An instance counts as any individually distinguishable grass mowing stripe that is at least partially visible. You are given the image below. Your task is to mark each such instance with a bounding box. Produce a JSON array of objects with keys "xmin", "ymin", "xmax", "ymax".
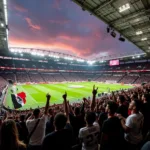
[{"xmin": 5, "ymin": 82, "xmax": 133, "ymax": 110}]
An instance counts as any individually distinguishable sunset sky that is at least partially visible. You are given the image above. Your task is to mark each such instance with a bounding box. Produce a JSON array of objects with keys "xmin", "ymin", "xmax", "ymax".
[{"xmin": 8, "ymin": 0, "xmax": 143, "ymax": 59}]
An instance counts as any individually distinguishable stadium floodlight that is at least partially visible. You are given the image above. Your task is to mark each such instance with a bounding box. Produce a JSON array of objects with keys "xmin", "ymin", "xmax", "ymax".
[
  {"xmin": 76, "ymin": 59, "xmax": 84, "ymax": 62},
  {"xmin": 1, "ymin": 23, "xmax": 4, "ymax": 27},
  {"xmin": 141, "ymin": 37, "xmax": 147, "ymax": 41},
  {"xmin": 132, "ymin": 56, "xmax": 135, "ymax": 59},
  {"xmin": 119, "ymin": 3, "xmax": 130, "ymax": 12},
  {"xmin": 87, "ymin": 61, "xmax": 95, "ymax": 65},
  {"xmin": 137, "ymin": 55, "xmax": 140, "ymax": 58},
  {"xmin": 10, "ymin": 49, "xmax": 15, "ymax": 52},
  {"xmin": 64, "ymin": 57, "xmax": 73, "ymax": 60},
  {"xmin": 107, "ymin": 26, "xmax": 110, "ymax": 33},
  {"xmin": 119, "ymin": 36, "xmax": 125, "ymax": 42},
  {"xmin": 111, "ymin": 30, "xmax": 116, "ymax": 38},
  {"xmin": 3, "ymin": 0, "xmax": 8, "ymax": 25},
  {"xmin": 136, "ymin": 31, "xmax": 143, "ymax": 35},
  {"xmin": 31, "ymin": 52, "xmax": 37, "ymax": 55}
]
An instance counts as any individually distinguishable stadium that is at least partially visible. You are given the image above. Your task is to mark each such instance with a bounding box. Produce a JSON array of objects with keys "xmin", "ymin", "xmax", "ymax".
[{"xmin": 0, "ymin": 0, "xmax": 150, "ymax": 150}]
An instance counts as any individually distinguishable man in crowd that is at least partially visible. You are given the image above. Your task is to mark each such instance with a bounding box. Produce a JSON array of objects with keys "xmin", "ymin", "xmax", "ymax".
[
  {"xmin": 79, "ymin": 112, "xmax": 100, "ymax": 150},
  {"xmin": 119, "ymin": 100, "xmax": 144, "ymax": 150},
  {"xmin": 116, "ymin": 95, "xmax": 128, "ymax": 118},
  {"xmin": 45, "ymin": 108, "xmax": 54, "ymax": 135},
  {"xmin": 26, "ymin": 93, "xmax": 50, "ymax": 150},
  {"xmin": 141, "ymin": 93, "xmax": 150, "ymax": 137},
  {"xmin": 100, "ymin": 101, "xmax": 122, "ymax": 150},
  {"xmin": 42, "ymin": 92, "xmax": 73, "ymax": 150}
]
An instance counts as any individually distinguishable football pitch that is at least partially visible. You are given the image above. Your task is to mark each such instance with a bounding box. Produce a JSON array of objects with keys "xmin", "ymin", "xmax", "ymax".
[{"xmin": 5, "ymin": 82, "xmax": 133, "ymax": 110}]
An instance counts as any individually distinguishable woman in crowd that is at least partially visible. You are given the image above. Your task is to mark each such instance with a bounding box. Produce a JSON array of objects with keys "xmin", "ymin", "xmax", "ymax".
[{"xmin": 0, "ymin": 119, "xmax": 26, "ymax": 150}]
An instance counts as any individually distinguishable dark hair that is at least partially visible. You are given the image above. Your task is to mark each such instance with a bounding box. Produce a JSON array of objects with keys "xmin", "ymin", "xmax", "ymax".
[
  {"xmin": 74, "ymin": 107, "xmax": 80, "ymax": 116},
  {"xmin": 20, "ymin": 115, "xmax": 25, "ymax": 122},
  {"xmin": 85, "ymin": 112, "xmax": 96, "ymax": 125},
  {"xmin": 48, "ymin": 108, "xmax": 53, "ymax": 115},
  {"xmin": 54, "ymin": 113, "xmax": 67, "ymax": 130},
  {"xmin": 119, "ymin": 95, "xmax": 125, "ymax": 103},
  {"xmin": 107, "ymin": 101, "xmax": 118, "ymax": 114},
  {"xmin": 134, "ymin": 100, "xmax": 142, "ymax": 112},
  {"xmin": 33, "ymin": 108, "xmax": 40, "ymax": 117},
  {"xmin": 143, "ymin": 94, "xmax": 150, "ymax": 103}
]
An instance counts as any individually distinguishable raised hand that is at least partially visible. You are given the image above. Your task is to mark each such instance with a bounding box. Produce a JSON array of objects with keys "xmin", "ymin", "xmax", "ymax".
[
  {"xmin": 46, "ymin": 93, "xmax": 51, "ymax": 100},
  {"xmin": 62, "ymin": 91, "xmax": 67, "ymax": 100},
  {"xmin": 92, "ymin": 85, "xmax": 98, "ymax": 96}
]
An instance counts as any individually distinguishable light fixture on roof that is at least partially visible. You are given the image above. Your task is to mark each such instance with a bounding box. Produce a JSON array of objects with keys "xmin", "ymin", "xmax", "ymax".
[
  {"xmin": 137, "ymin": 55, "xmax": 140, "ymax": 58},
  {"xmin": 132, "ymin": 56, "xmax": 135, "ymax": 59},
  {"xmin": 1, "ymin": 23, "xmax": 4, "ymax": 27},
  {"xmin": 111, "ymin": 30, "xmax": 116, "ymax": 38},
  {"xmin": 136, "ymin": 31, "xmax": 143, "ymax": 35},
  {"xmin": 141, "ymin": 37, "xmax": 147, "ymax": 41},
  {"xmin": 107, "ymin": 26, "xmax": 110, "ymax": 33},
  {"xmin": 119, "ymin": 35, "xmax": 125, "ymax": 42},
  {"xmin": 119, "ymin": 3, "xmax": 130, "ymax": 12}
]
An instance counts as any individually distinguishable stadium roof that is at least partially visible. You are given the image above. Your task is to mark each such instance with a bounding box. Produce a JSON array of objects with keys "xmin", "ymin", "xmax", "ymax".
[
  {"xmin": 0, "ymin": 0, "xmax": 8, "ymax": 51},
  {"xmin": 72, "ymin": 0, "xmax": 150, "ymax": 59}
]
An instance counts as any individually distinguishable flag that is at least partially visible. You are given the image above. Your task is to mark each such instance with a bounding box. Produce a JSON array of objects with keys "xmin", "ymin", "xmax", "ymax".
[{"xmin": 11, "ymin": 92, "xmax": 26, "ymax": 109}]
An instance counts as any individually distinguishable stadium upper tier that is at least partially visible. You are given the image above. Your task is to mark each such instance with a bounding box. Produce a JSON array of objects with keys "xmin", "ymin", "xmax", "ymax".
[{"xmin": 1, "ymin": 57, "xmax": 150, "ymax": 72}]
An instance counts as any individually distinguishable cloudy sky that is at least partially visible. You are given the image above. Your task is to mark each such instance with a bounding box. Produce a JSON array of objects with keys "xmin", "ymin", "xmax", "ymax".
[{"xmin": 8, "ymin": 0, "xmax": 142, "ymax": 59}]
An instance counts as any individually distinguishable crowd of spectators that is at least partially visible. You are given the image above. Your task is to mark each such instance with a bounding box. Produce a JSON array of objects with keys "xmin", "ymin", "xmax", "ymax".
[
  {"xmin": 0, "ymin": 83, "xmax": 150, "ymax": 150},
  {"xmin": 1, "ymin": 71, "xmax": 150, "ymax": 85}
]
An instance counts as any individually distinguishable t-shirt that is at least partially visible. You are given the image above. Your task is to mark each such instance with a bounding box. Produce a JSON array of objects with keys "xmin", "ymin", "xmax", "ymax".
[
  {"xmin": 125, "ymin": 113, "xmax": 144, "ymax": 144},
  {"xmin": 141, "ymin": 103, "xmax": 150, "ymax": 133},
  {"xmin": 116, "ymin": 104, "xmax": 128, "ymax": 118},
  {"xmin": 101, "ymin": 117, "xmax": 122, "ymax": 150},
  {"xmin": 79, "ymin": 123, "xmax": 100, "ymax": 150},
  {"xmin": 26, "ymin": 115, "xmax": 47, "ymax": 145},
  {"xmin": 42, "ymin": 128, "xmax": 72, "ymax": 150},
  {"xmin": 45, "ymin": 116, "xmax": 54, "ymax": 135},
  {"xmin": 69, "ymin": 113, "xmax": 85, "ymax": 138}
]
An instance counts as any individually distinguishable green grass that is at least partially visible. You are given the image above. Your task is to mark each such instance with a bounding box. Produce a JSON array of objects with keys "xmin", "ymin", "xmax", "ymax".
[{"xmin": 5, "ymin": 82, "xmax": 133, "ymax": 110}]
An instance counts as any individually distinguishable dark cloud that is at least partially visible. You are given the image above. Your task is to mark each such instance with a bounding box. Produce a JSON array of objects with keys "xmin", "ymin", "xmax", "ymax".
[{"xmin": 8, "ymin": 0, "xmax": 142, "ymax": 59}]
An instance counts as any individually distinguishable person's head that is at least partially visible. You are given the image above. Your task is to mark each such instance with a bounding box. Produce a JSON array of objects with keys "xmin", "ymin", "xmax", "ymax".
[
  {"xmin": 54, "ymin": 113, "xmax": 67, "ymax": 130},
  {"xmin": 142, "ymin": 94, "xmax": 150, "ymax": 103},
  {"xmin": 129, "ymin": 100, "xmax": 142, "ymax": 113},
  {"xmin": 1, "ymin": 119, "xmax": 26, "ymax": 149},
  {"xmin": 85, "ymin": 112, "xmax": 96, "ymax": 126},
  {"xmin": 117, "ymin": 95, "xmax": 125, "ymax": 104},
  {"xmin": 48, "ymin": 108, "xmax": 54, "ymax": 116},
  {"xmin": 33, "ymin": 108, "xmax": 40, "ymax": 118},
  {"xmin": 74, "ymin": 107, "xmax": 80, "ymax": 116},
  {"xmin": 20, "ymin": 115, "xmax": 25, "ymax": 122},
  {"xmin": 105, "ymin": 101, "xmax": 118, "ymax": 115}
]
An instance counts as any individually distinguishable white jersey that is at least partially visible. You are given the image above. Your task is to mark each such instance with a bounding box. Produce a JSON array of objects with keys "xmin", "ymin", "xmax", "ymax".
[
  {"xmin": 79, "ymin": 122, "xmax": 100, "ymax": 150},
  {"xmin": 26, "ymin": 115, "xmax": 47, "ymax": 145},
  {"xmin": 125, "ymin": 113, "xmax": 144, "ymax": 144}
]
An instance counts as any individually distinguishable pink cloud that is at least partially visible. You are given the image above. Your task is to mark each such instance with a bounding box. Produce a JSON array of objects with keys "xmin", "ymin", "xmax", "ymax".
[
  {"xmin": 25, "ymin": 17, "xmax": 41, "ymax": 30},
  {"xmin": 14, "ymin": 5, "xmax": 28, "ymax": 12}
]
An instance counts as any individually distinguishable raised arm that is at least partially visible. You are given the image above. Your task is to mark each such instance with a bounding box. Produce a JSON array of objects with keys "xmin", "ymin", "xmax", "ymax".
[
  {"xmin": 62, "ymin": 92, "xmax": 69, "ymax": 118},
  {"xmin": 44, "ymin": 93, "xmax": 51, "ymax": 115},
  {"xmin": 91, "ymin": 85, "xmax": 98, "ymax": 112}
]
